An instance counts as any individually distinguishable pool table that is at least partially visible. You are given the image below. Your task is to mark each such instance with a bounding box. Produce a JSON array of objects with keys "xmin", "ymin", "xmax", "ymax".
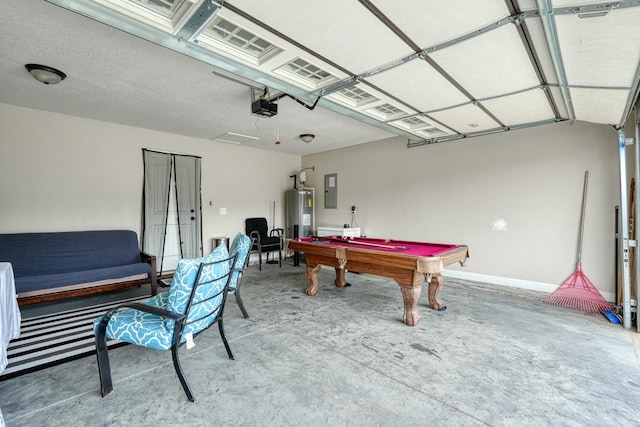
[{"xmin": 286, "ymin": 236, "xmax": 469, "ymax": 326}]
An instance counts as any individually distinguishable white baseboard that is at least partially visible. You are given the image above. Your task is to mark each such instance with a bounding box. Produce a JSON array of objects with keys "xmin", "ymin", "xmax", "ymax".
[{"xmin": 442, "ymin": 269, "xmax": 616, "ymax": 303}]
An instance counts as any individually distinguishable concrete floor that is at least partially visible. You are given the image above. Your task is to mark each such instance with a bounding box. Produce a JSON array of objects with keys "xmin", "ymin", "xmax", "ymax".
[{"xmin": 1, "ymin": 262, "xmax": 639, "ymax": 426}]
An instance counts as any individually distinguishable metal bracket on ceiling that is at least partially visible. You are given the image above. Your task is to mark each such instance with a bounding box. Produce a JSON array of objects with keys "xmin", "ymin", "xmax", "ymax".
[
  {"xmin": 175, "ymin": 0, "xmax": 224, "ymax": 42},
  {"xmin": 537, "ymin": 1, "xmax": 640, "ymax": 17},
  {"xmin": 251, "ymin": 87, "xmax": 269, "ymax": 102},
  {"xmin": 513, "ymin": 13, "xmax": 527, "ymax": 26},
  {"xmin": 554, "ymin": 1, "xmax": 622, "ymax": 17}
]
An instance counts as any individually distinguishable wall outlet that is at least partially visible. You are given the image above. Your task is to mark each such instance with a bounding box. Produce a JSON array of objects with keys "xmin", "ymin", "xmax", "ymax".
[{"xmin": 219, "ymin": 208, "xmax": 226, "ymax": 215}]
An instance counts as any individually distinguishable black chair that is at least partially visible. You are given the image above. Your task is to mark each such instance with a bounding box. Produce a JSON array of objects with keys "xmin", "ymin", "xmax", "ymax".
[{"xmin": 245, "ymin": 217, "xmax": 283, "ymax": 270}]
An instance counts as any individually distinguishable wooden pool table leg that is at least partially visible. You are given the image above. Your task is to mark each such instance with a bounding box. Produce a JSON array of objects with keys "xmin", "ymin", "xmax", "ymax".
[
  {"xmin": 427, "ymin": 275, "xmax": 445, "ymax": 310},
  {"xmin": 304, "ymin": 264, "xmax": 322, "ymax": 296},
  {"xmin": 400, "ymin": 285, "xmax": 421, "ymax": 326},
  {"xmin": 333, "ymin": 264, "xmax": 347, "ymax": 287}
]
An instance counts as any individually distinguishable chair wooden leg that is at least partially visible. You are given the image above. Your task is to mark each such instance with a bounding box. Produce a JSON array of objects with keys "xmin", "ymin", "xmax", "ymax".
[
  {"xmin": 218, "ymin": 319, "xmax": 234, "ymax": 360},
  {"xmin": 172, "ymin": 344, "xmax": 195, "ymax": 402},
  {"xmin": 95, "ymin": 315, "xmax": 114, "ymax": 397}
]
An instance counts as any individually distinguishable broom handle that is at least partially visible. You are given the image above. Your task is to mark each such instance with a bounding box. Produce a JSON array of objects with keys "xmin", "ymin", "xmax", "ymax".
[{"xmin": 577, "ymin": 171, "xmax": 588, "ymax": 264}]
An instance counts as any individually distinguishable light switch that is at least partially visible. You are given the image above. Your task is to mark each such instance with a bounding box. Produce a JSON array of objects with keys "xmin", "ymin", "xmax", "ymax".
[{"xmin": 219, "ymin": 208, "xmax": 227, "ymax": 215}]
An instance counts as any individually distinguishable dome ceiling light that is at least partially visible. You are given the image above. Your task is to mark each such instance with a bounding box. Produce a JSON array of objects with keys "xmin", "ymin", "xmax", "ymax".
[{"xmin": 25, "ymin": 64, "xmax": 67, "ymax": 85}]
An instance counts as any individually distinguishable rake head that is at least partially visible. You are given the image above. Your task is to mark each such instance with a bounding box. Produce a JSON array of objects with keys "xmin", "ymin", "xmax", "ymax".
[{"xmin": 543, "ymin": 263, "xmax": 612, "ymax": 313}]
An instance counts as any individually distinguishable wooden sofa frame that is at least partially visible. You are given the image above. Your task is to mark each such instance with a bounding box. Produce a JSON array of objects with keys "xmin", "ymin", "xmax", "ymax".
[{"xmin": 17, "ymin": 252, "xmax": 158, "ymax": 306}]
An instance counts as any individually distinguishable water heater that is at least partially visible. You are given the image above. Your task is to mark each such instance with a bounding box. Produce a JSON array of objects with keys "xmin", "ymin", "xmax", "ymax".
[{"xmin": 285, "ymin": 188, "xmax": 314, "ymax": 239}]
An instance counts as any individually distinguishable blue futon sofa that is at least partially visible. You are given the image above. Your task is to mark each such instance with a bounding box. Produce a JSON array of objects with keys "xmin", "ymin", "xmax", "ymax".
[{"xmin": 0, "ymin": 230, "xmax": 157, "ymax": 304}]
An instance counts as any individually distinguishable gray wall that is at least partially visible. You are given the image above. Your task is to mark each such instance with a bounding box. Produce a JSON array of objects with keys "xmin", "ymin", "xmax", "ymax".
[
  {"xmin": 0, "ymin": 103, "xmax": 300, "ymax": 254},
  {"xmin": 302, "ymin": 121, "xmax": 621, "ymax": 299}
]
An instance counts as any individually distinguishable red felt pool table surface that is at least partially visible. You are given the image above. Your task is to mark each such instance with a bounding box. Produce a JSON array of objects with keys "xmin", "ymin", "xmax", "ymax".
[
  {"xmin": 287, "ymin": 236, "xmax": 469, "ymax": 326},
  {"xmin": 300, "ymin": 237, "xmax": 458, "ymax": 255}
]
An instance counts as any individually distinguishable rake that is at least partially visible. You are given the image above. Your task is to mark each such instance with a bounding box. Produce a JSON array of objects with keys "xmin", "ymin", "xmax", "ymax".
[{"xmin": 544, "ymin": 171, "xmax": 612, "ymax": 313}]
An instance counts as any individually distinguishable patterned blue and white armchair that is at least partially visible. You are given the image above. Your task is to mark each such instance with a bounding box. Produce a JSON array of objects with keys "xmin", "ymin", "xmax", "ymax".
[
  {"xmin": 93, "ymin": 244, "xmax": 237, "ymax": 402},
  {"xmin": 228, "ymin": 233, "xmax": 253, "ymax": 318}
]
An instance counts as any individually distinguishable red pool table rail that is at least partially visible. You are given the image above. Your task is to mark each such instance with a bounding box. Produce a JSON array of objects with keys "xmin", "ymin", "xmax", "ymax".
[{"xmin": 308, "ymin": 235, "xmax": 458, "ymax": 255}]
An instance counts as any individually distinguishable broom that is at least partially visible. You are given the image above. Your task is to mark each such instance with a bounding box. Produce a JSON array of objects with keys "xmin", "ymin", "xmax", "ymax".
[{"xmin": 544, "ymin": 171, "xmax": 612, "ymax": 313}]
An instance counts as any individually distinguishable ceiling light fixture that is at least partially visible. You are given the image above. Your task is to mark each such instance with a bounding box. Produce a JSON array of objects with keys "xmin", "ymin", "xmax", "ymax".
[
  {"xmin": 25, "ymin": 64, "xmax": 67, "ymax": 85},
  {"xmin": 299, "ymin": 133, "xmax": 315, "ymax": 143}
]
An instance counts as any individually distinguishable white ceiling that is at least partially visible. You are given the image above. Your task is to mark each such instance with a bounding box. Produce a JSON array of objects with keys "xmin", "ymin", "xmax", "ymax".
[{"xmin": 1, "ymin": 0, "xmax": 639, "ymax": 156}]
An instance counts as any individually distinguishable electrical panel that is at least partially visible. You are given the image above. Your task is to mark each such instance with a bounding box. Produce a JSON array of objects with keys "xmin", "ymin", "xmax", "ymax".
[{"xmin": 324, "ymin": 173, "xmax": 337, "ymax": 209}]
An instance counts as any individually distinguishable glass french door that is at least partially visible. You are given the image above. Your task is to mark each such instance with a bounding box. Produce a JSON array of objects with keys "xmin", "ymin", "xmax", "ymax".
[{"xmin": 142, "ymin": 149, "xmax": 202, "ymax": 274}]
